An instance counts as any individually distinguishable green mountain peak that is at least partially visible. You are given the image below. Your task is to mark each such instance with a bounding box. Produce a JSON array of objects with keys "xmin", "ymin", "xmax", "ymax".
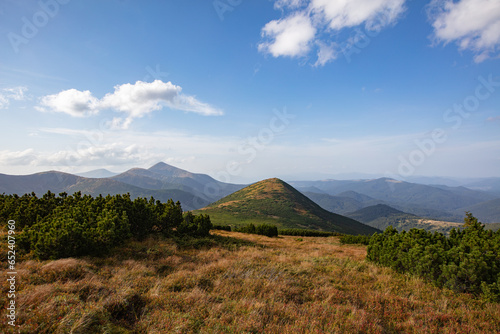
[{"xmin": 201, "ymin": 178, "xmax": 379, "ymax": 235}]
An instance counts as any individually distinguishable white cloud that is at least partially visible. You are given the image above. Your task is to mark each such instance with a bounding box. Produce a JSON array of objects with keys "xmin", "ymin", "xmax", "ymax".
[
  {"xmin": 38, "ymin": 143, "xmax": 161, "ymax": 167},
  {"xmin": 0, "ymin": 149, "xmax": 36, "ymax": 166},
  {"xmin": 37, "ymin": 80, "xmax": 223, "ymax": 128},
  {"xmin": 100, "ymin": 80, "xmax": 181, "ymax": 118},
  {"xmin": 0, "ymin": 144, "xmax": 163, "ymax": 170},
  {"xmin": 274, "ymin": 0, "xmax": 307, "ymax": 10},
  {"xmin": 259, "ymin": 12, "xmax": 316, "ymax": 57},
  {"xmin": 0, "ymin": 95, "xmax": 7, "ymax": 109},
  {"xmin": 168, "ymin": 94, "xmax": 224, "ymax": 116},
  {"xmin": 259, "ymin": 0, "xmax": 406, "ymax": 65},
  {"xmin": 0, "ymin": 86, "xmax": 28, "ymax": 109},
  {"xmin": 429, "ymin": 0, "xmax": 500, "ymax": 62},
  {"xmin": 314, "ymin": 41, "xmax": 338, "ymax": 67},
  {"xmin": 311, "ymin": 0, "xmax": 406, "ymax": 30},
  {"xmin": 37, "ymin": 89, "xmax": 99, "ymax": 117}
]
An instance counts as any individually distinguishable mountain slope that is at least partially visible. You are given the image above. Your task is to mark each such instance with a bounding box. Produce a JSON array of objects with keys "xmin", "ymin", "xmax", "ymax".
[
  {"xmin": 346, "ymin": 204, "xmax": 463, "ymax": 233},
  {"xmin": 464, "ymin": 177, "xmax": 500, "ymax": 196},
  {"xmin": 0, "ymin": 170, "xmax": 209, "ymax": 211},
  {"xmin": 291, "ymin": 178, "xmax": 498, "ymax": 222},
  {"xmin": 0, "ymin": 171, "xmax": 83, "ymax": 195},
  {"xmin": 112, "ymin": 162, "xmax": 244, "ymax": 201},
  {"xmin": 76, "ymin": 169, "xmax": 118, "ymax": 178},
  {"xmin": 199, "ymin": 178, "xmax": 379, "ymax": 235},
  {"xmin": 302, "ymin": 190, "xmax": 386, "ymax": 215},
  {"xmin": 290, "ymin": 178, "xmax": 497, "ymax": 210},
  {"xmin": 458, "ymin": 198, "xmax": 500, "ymax": 223}
]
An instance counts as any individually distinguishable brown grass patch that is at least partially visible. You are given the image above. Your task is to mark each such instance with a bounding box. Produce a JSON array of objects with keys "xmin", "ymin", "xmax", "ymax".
[{"xmin": 0, "ymin": 232, "xmax": 498, "ymax": 333}]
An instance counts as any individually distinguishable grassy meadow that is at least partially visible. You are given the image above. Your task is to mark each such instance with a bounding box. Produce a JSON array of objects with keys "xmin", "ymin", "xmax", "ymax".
[{"xmin": 1, "ymin": 230, "xmax": 499, "ymax": 333}]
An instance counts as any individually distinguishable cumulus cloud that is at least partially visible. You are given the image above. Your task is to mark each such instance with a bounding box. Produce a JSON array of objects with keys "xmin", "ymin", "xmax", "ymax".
[
  {"xmin": 100, "ymin": 80, "xmax": 181, "ymax": 118},
  {"xmin": 0, "ymin": 86, "xmax": 28, "ymax": 109},
  {"xmin": 0, "ymin": 144, "xmax": 163, "ymax": 169},
  {"xmin": 428, "ymin": 0, "xmax": 500, "ymax": 62},
  {"xmin": 37, "ymin": 80, "xmax": 223, "ymax": 128},
  {"xmin": 37, "ymin": 144, "xmax": 157, "ymax": 166},
  {"xmin": 0, "ymin": 149, "xmax": 36, "ymax": 166},
  {"xmin": 259, "ymin": 12, "xmax": 316, "ymax": 57},
  {"xmin": 259, "ymin": 0, "xmax": 406, "ymax": 65},
  {"xmin": 37, "ymin": 89, "xmax": 99, "ymax": 117},
  {"xmin": 312, "ymin": 0, "xmax": 406, "ymax": 30}
]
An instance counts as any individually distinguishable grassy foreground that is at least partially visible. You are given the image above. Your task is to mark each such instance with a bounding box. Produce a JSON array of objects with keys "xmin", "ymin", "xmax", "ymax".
[{"xmin": 1, "ymin": 231, "xmax": 499, "ymax": 333}]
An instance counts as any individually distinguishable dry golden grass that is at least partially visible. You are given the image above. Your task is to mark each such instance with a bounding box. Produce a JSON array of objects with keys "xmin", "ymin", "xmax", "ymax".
[{"xmin": 0, "ymin": 231, "xmax": 499, "ymax": 333}]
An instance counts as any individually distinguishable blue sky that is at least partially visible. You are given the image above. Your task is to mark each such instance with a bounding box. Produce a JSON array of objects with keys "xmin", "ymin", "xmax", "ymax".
[{"xmin": 0, "ymin": 0, "xmax": 499, "ymax": 183}]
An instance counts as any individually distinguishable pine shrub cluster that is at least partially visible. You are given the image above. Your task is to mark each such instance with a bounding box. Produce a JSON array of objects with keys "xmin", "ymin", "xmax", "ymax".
[
  {"xmin": 367, "ymin": 213, "xmax": 500, "ymax": 302},
  {"xmin": 339, "ymin": 234, "xmax": 372, "ymax": 245},
  {"xmin": 212, "ymin": 225, "xmax": 232, "ymax": 231},
  {"xmin": 278, "ymin": 228, "xmax": 340, "ymax": 237},
  {"xmin": 235, "ymin": 223, "xmax": 278, "ymax": 237},
  {"xmin": 0, "ymin": 191, "xmax": 212, "ymax": 259}
]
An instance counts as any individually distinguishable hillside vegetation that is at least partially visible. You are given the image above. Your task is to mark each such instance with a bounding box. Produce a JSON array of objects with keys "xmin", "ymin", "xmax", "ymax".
[
  {"xmin": 0, "ymin": 191, "xmax": 212, "ymax": 260},
  {"xmin": 1, "ymin": 230, "xmax": 499, "ymax": 333},
  {"xmin": 368, "ymin": 213, "xmax": 500, "ymax": 302},
  {"xmin": 346, "ymin": 204, "xmax": 463, "ymax": 234},
  {"xmin": 200, "ymin": 178, "xmax": 379, "ymax": 235}
]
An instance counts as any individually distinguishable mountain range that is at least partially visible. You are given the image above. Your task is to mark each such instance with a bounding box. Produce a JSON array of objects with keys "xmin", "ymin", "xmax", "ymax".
[
  {"xmin": 0, "ymin": 162, "xmax": 244, "ymax": 211},
  {"xmin": 1, "ymin": 162, "xmax": 499, "ymax": 226},
  {"xmin": 290, "ymin": 178, "xmax": 499, "ymax": 223}
]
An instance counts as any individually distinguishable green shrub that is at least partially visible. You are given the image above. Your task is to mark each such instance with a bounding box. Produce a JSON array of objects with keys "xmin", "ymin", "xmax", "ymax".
[
  {"xmin": 279, "ymin": 228, "xmax": 340, "ymax": 237},
  {"xmin": 6, "ymin": 191, "xmax": 214, "ymax": 260},
  {"xmin": 20, "ymin": 206, "xmax": 130, "ymax": 260},
  {"xmin": 178, "ymin": 212, "xmax": 212, "ymax": 237},
  {"xmin": 255, "ymin": 223, "xmax": 278, "ymax": 237},
  {"xmin": 212, "ymin": 225, "xmax": 232, "ymax": 231},
  {"xmin": 235, "ymin": 223, "xmax": 278, "ymax": 237},
  {"xmin": 235, "ymin": 223, "xmax": 256, "ymax": 234},
  {"xmin": 367, "ymin": 214, "xmax": 500, "ymax": 302},
  {"xmin": 339, "ymin": 234, "xmax": 372, "ymax": 245}
]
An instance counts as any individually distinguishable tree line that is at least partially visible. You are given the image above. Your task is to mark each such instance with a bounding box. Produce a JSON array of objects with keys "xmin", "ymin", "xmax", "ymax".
[
  {"xmin": 367, "ymin": 213, "xmax": 500, "ymax": 302},
  {"xmin": 0, "ymin": 191, "xmax": 212, "ymax": 260}
]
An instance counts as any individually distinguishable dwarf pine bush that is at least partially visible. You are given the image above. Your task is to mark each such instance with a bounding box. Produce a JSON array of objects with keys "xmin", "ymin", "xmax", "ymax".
[
  {"xmin": 4, "ymin": 191, "xmax": 213, "ymax": 259},
  {"xmin": 367, "ymin": 213, "xmax": 500, "ymax": 302}
]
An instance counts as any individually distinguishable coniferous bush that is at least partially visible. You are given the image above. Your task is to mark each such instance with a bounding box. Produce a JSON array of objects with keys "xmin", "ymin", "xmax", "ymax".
[
  {"xmin": 339, "ymin": 234, "xmax": 372, "ymax": 245},
  {"xmin": 235, "ymin": 223, "xmax": 278, "ymax": 237},
  {"xmin": 367, "ymin": 213, "xmax": 500, "ymax": 302},
  {"xmin": 255, "ymin": 223, "xmax": 278, "ymax": 237},
  {"xmin": 1, "ymin": 191, "xmax": 214, "ymax": 259},
  {"xmin": 178, "ymin": 212, "xmax": 212, "ymax": 237},
  {"xmin": 20, "ymin": 206, "xmax": 130, "ymax": 260},
  {"xmin": 279, "ymin": 228, "xmax": 340, "ymax": 237},
  {"xmin": 212, "ymin": 225, "xmax": 232, "ymax": 231}
]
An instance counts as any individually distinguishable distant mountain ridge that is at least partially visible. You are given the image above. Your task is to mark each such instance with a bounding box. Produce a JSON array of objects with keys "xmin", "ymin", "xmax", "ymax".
[
  {"xmin": 0, "ymin": 164, "xmax": 498, "ymax": 223},
  {"xmin": 291, "ymin": 178, "xmax": 499, "ymax": 223},
  {"xmin": 0, "ymin": 163, "xmax": 246, "ymax": 211},
  {"xmin": 112, "ymin": 162, "xmax": 243, "ymax": 200},
  {"xmin": 76, "ymin": 169, "xmax": 118, "ymax": 178},
  {"xmin": 199, "ymin": 178, "xmax": 380, "ymax": 235},
  {"xmin": 345, "ymin": 204, "xmax": 463, "ymax": 234}
]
